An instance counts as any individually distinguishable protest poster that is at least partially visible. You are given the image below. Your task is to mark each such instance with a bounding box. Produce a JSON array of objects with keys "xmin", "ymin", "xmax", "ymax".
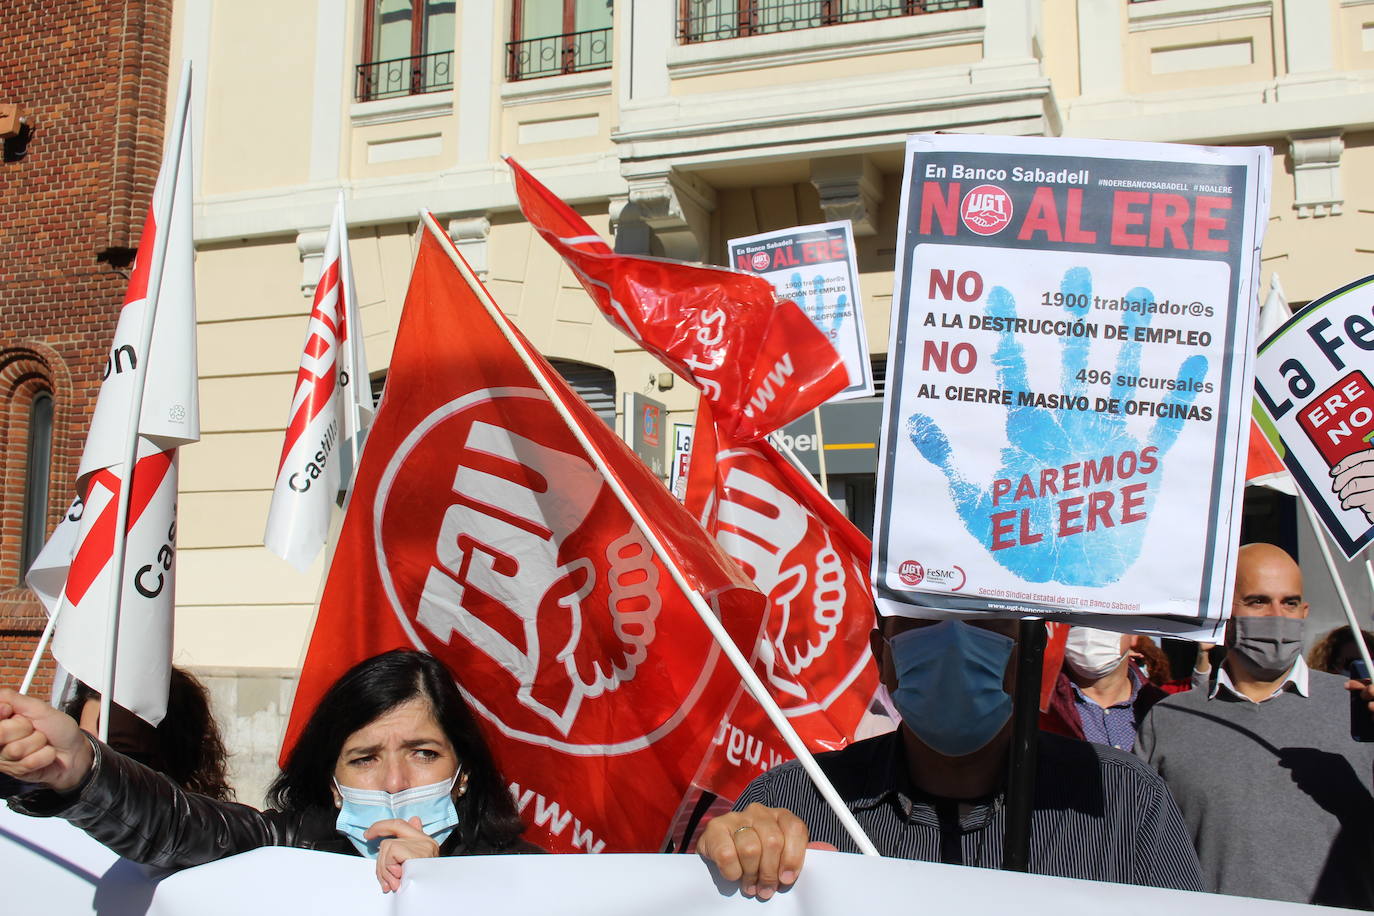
[
  {"xmin": 728, "ymin": 221, "xmax": 874, "ymax": 401},
  {"xmin": 1253, "ymin": 275, "xmax": 1374, "ymax": 558},
  {"xmin": 128, "ymin": 846, "xmax": 1344, "ymax": 916},
  {"xmin": 670, "ymin": 422, "xmax": 694, "ymax": 500},
  {"xmin": 874, "ymin": 134, "xmax": 1270, "ymax": 637}
]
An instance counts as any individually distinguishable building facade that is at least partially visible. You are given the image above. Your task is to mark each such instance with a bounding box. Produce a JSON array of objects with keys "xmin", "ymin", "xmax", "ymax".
[
  {"xmin": 6, "ymin": 1, "xmax": 1371, "ymax": 801},
  {"xmin": 0, "ymin": 0, "xmax": 174, "ymax": 695}
]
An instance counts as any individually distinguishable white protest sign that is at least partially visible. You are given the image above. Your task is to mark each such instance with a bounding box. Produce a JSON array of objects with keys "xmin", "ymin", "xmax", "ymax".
[
  {"xmin": 1254, "ymin": 276, "xmax": 1374, "ymax": 557},
  {"xmin": 874, "ymin": 134, "xmax": 1270, "ymax": 638},
  {"xmin": 1, "ymin": 816, "xmax": 1352, "ymax": 916},
  {"xmin": 729, "ymin": 221, "xmax": 874, "ymax": 401},
  {"xmin": 0, "ymin": 804, "xmax": 162, "ymax": 916},
  {"xmin": 136, "ymin": 845, "xmax": 1353, "ymax": 915},
  {"xmin": 670, "ymin": 422, "xmax": 693, "ymax": 500}
]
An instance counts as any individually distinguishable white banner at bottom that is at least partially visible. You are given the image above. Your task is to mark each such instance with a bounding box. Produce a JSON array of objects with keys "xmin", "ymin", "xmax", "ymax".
[{"xmin": 1, "ymin": 806, "xmax": 1356, "ymax": 915}]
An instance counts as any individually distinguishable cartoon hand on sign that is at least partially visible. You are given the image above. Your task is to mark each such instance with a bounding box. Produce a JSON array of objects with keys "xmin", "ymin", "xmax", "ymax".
[
  {"xmin": 907, "ymin": 267, "xmax": 1208, "ymax": 586},
  {"xmin": 1331, "ymin": 450, "xmax": 1374, "ymax": 523}
]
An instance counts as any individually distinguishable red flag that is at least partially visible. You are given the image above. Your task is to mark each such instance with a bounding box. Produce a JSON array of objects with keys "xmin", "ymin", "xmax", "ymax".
[
  {"xmin": 684, "ymin": 403, "xmax": 881, "ymax": 800},
  {"xmin": 1040, "ymin": 622, "xmax": 1070, "ymax": 712},
  {"xmin": 1245, "ymin": 421, "xmax": 1287, "ymax": 481},
  {"xmin": 282, "ymin": 217, "xmax": 766, "ymax": 854},
  {"xmin": 1245, "ymin": 276, "xmax": 1295, "ymax": 495},
  {"xmin": 506, "ymin": 157, "xmax": 847, "ymax": 442}
]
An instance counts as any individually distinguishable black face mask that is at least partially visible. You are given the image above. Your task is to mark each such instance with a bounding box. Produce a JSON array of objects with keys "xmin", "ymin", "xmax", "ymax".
[{"xmin": 1229, "ymin": 616, "xmax": 1304, "ymax": 680}]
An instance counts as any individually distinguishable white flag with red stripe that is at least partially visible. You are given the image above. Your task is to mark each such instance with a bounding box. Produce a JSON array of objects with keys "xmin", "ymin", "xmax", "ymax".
[
  {"xmin": 24, "ymin": 496, "xmax": 84, "ymax": 617},
  {"xmin": 264, "ymin": 195, "xmax": 372, "ymax": 571},
  {"xmin": 51, "ymin": 77, "xmax": 198, "ymax": 726}
]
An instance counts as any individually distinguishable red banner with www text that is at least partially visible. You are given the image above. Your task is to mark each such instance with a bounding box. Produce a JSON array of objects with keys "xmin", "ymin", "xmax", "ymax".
[{"xmin": 283, "ymin": 222, "xmax": 766, "ymax": 854}]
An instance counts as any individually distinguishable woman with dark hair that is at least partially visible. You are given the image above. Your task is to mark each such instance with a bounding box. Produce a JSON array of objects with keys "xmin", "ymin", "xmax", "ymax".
[
  {"xmin": 0, "ymin": 650, "xmax": 536, "ymax": 891},
  {"xmin": 63, "ymin": 666, "xmax": 234, "ymax": 801},
  {"xmin": 1308, "ymin": 625, "xmax": 1374, "ymax": 675}
]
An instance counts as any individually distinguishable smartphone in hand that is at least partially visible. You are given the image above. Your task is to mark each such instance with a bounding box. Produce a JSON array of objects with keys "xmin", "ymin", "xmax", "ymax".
[{"xmin": 1349, "ymin": 660, "xmax": 1374, "ymax": 742}]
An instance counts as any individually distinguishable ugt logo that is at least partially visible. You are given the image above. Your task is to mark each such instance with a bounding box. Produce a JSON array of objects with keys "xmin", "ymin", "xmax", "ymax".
[
  {"xmin": 375, "ymin": 389, "xmax": 717, "ymax": 753},
  {"xmin": 960, "ymin": 184, "xmax": 1013, "ymax": 236}
]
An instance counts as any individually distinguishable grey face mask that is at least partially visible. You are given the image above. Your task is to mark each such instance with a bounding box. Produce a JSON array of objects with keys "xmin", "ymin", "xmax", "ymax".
[{"xmin": 1230, "ymin": 616, "xmax": 1304, "ymax": 680}]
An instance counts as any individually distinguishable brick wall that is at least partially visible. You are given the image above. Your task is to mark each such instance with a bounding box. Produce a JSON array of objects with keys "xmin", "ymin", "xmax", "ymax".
[{"xmin": 0, "ymin": 0, "xmax": 173, "ymax": 689}]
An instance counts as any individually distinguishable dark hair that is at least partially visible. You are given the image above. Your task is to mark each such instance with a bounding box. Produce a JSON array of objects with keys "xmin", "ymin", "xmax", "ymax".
[
  {"xmin": 65, "ymin": 667, "xmax": 234, "ymax": 801},
  {"xmin": 267, "ymin": 649, "xmax": 523, "ymax": 851},
  {"xmin": 1132, "ymin": 637, "xmax": 1175, "ymax": 686},
  {"xmin": 1308, "ymin": 626, "xmax": 1374, "ymax": 675}
]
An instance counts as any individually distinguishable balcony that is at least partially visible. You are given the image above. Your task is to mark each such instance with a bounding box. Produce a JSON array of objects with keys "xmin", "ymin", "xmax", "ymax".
[
  {"xmin": 355, "ymin": 50, "xmax": 453, "ymax": 103},
  {"xmin": 677, "ymin": 0, "xmax": 981, "ymax": 43},
  {"xmin": 506, "ymin": 27, "xmax": 613, "ymax": 81}
]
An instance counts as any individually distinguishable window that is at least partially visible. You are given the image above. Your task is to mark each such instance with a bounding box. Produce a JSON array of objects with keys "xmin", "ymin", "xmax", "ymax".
[
  {"xmin": 549, "ymin": 359, "xmax": 617, "ymax": 426},
  {"xmin": 356, "ymin": 0, "xmax": 456, "ymax": 102},
  {"xmin": 678, "ymin": 0, "xmax": 980, "ymax": 44},
  {"xmin": 507, "ymin": 0, "xmax": 614, "ymax": 81},
  {"xmin": 21, "ymin": 391, "xmax": 53, "ymax": 578}
]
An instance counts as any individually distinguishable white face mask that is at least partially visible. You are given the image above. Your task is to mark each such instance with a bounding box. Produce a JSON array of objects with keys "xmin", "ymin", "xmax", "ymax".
[{"xmin": 1063, "ymin": 627, "xmax": 1129, "ymax": 680}]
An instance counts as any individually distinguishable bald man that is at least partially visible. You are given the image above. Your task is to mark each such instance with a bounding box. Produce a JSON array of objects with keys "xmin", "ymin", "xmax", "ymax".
[{"xmin": 1136, "ymin": 543, "xmax": 1374, "ymax": 908}]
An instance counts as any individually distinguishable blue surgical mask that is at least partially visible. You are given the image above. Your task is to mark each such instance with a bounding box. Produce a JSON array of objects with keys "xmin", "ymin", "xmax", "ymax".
[
  {"xmin": 334, "ymin": 773, "xmax": 460, "ymax": 858},
  {"xmin": 889, "ymin": 620, "xmax": 1014, "ymax": 757}
]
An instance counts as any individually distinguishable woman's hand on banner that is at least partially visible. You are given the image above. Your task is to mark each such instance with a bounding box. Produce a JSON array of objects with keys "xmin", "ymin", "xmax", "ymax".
[
  {"xmin": 699, "ymin": 803, "xmax": 810, "ymax": 900},
  {"xmin": 0, "ymin": 689, "xmax": 94, "ymax": 793},
  {"xmin": 906, "ymin": 267, "xmax": 1209, "ymax": 585},
  {"xmin": 364, "ymin": 816, "xmax": 442, "ymax": 893}
]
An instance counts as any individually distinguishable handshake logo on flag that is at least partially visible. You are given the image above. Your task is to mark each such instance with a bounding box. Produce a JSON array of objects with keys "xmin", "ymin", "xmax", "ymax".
[
  {"xmin": 376, "ymin": 393, "xmax": 678, "ymax": 749},
  {"xmin": 715, "ymin": 463, "xmax": 848, "ymax": 707}
]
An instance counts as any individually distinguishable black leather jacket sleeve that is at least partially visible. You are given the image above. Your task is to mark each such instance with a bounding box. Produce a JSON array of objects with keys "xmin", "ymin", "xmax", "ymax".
[{"xmin": 7, "ymin": 735, "xmax": 304, "ymax": 870}]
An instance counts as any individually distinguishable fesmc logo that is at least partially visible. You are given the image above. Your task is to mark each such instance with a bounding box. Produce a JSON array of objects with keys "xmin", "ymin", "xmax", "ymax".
[
  {"xmin": 373, "ymin": 387, "xmax": 721, "ymax": 755},
  {"xmin": 898, "ymin": 559, "xmax": 965, "ymax": 591},
  {"xmin": 959, "ymin": 184, "xmax": 1013, "ymax": 236},
  {"xmin": 715, "ymin": 448, "xmax": 874, "ymax": 716}
]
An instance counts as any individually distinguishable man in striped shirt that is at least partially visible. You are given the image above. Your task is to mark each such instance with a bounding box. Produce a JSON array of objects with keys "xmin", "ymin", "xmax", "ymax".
[{"xmin": 699, "ymin": 614, "xmax": 1203, "ymax": 900}]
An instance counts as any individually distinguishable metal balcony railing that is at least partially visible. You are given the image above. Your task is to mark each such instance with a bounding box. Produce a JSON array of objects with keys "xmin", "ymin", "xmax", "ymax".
[
  {"xmin": 356, "ymin": 50, "xmax": 453, "ymax": 102},
  {"xmin": 678, "ymin": 0, "xmax": 980, "ymax": 43},
  {"xmin": 506, "ymin": 27, "xmax": 613, "ymax": 81}
]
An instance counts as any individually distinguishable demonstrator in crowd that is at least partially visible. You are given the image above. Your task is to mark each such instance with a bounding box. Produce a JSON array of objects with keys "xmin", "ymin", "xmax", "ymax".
[{"xmin": 0, "ymin": 649, "xmax": 539, "ymax": 892}]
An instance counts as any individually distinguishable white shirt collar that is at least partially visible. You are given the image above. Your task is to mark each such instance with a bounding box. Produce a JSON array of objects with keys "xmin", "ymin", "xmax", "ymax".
[{"xmin": 1211, "ymin": 654, "xmax": 1309, "ymax": 702}]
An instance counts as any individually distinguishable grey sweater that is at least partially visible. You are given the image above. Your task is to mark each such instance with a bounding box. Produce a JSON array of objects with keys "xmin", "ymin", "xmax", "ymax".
[{"xmin": 1136, "ymin": 669, "xmax": 1374, "ymax": 908}]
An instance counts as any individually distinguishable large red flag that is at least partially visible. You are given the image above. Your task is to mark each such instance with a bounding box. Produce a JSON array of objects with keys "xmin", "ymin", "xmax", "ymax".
[
  {"xmin": 282, "ymin": 217, "xmax": 767, "ymax": 854},
  {"xmin": 506, "ymin": 157, "xmax": 847, "ymax": 443},
  {"xmin": 684, "ymin": 403, "xmax": 881, "ymax": 800}
]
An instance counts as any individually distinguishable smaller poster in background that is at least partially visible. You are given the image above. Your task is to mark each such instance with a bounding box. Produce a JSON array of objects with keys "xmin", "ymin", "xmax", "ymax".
[
  {"xmin": 624, "ymin": 391, "xmax": 668, "ymax": 479},
  {"xmin": 670, "ymin": 422, "xmax": 693, "ymax": 499},
  {"xmin": 729, "ymin": 221, "xmax": 874, "ymax": 401},
  {"xmin": 1255, "ymin": 275, "xmax": 1374, "ymax": 558}
]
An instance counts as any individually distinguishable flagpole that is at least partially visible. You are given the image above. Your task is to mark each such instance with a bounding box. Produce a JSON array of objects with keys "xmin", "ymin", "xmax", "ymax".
[
  {"xmin": 811, "ymin": 407, "xmax": 829, "ymax": 494},
  {"xmin": 423, "ymin": 212, "xmax": 880, "ymax": 858},
  {"xmin": 19, "ymin": 597, "xmax": 61, "ymax": 695},
  {"xmin": 337, "ymin": 191, "xmax": 366, "ymax": 463},
  {"xmin": 96, "ymin": 63, "xmax": 192, "ymax": 743},
  {"xmin": 1299, "ymin": 496, "xmax": 1374, "ymax": 677}
]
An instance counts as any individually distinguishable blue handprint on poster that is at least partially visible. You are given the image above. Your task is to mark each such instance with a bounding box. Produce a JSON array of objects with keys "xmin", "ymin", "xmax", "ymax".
[
  {"xmin": 880, "ymin": 242, "xmax": 1241, "ymax": 623},
  {"xmin": 906, "ymin": 266, "xmax": 1207, "ymax": 587}
]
